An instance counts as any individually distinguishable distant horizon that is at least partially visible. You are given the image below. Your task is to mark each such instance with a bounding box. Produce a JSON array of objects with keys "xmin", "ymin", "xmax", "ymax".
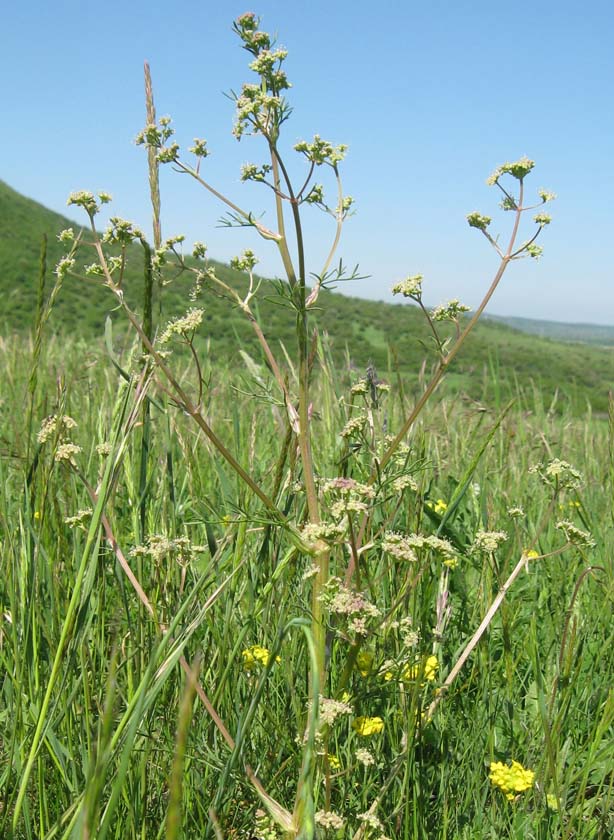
[{"xmin": 4, "ymin": 171, "xmax": 614, "ymax": 331}]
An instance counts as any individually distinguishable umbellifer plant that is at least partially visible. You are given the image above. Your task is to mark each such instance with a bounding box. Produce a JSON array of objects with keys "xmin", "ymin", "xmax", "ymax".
[{"xmin": 15, "ymin": 12, "xmax": 580, "ymax": 840}]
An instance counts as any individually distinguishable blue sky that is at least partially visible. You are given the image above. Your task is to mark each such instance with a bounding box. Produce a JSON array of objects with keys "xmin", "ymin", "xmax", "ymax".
[{"xmin": 3, "ymin": 0, "xmax": 613, "ymax": 324}]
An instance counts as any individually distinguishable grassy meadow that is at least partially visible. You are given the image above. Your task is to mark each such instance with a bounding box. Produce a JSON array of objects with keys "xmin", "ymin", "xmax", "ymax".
[
  {"xmin": 1, "ymin": 325, "xmax": 613, "ymax": 839},
  {"xmin": 2, "ymin": 12, "xmax": 614, "ymax": 839}
]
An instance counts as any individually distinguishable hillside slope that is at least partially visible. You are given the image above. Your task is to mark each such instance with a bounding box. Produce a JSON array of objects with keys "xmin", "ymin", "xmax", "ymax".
[
  {"xmin": 1, "ymin": 179, "xmax": 613, "ymax": 413},
  {"xmin": 485, "ymin": 313, "xmax": 614, "ymax": 346}
]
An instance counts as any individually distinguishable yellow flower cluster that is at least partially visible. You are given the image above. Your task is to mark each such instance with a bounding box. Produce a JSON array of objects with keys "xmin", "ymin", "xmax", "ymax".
[
  {"xmin": 241, "ymin": 645, "xmax": 280, "ymax": 670},
  {"xmin": 427, "ymin": 499, "xmax": 448, "ymax": 515},
  {"xmin": 352, "ymin": 716, "xmax": 384, "ymax": 736},
  {"xmin": 489, "ymin": 760, "xmax": 535, "ymax": 801},
  {"xmin": 385, "ymin": 655, "xmax": 438, "ymax": 685}
]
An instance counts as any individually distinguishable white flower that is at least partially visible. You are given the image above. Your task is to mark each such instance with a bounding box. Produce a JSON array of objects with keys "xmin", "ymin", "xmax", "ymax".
[
  {"xmin": 472, "ymin": 529, "xmax": 508, "ymax": 554},
  {"xmin": 355, "ymin": 748, "xmax": 375, "ymax": 766},
  {"xmin": 315, "ymin": 811, "xmax": 345, "ymax": 830},
  {"xmin": 392, "ymin": 274, "xmax": 423, "ymax": 298},
  {"xmin": 159, "ymin": 308, "xmax": 205, "ymax": 344}
]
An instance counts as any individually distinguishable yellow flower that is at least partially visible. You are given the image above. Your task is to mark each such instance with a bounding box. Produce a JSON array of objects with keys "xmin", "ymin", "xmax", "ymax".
[
  {"xmin": 33, "ymin": 511, "xmax": 41, "ymax": 521},
  {"xmin": 389, "ymin": 655, "xmax": 439, "ymax": 685},
  {"xmin": 559, "ymin": 500, "xmax": 581, "ymax": 510},
  {"xmin": 328, "ymin": 753, "xmax": 341, "ymax": 770},
  {"xmin": 353, "ymin": 716, "xmax": 384, "ymax": 737},
  {"xmin": 241, "ymin": 645, "xmax": 280, "ymax": 671},
  {"xmin": 427, "ymin": 498, "xmax": 448, "ymax": 515},
  {"xmin": 524, "ymin": 548, "xmax": 539, "ymax": 560},
  {"xmin": 423, "ymin": 655, "xmax": 438, "ymax": 681},
  {"xmin": 489, "ymin": 760, "xmax": 535, "ymax": 800}
]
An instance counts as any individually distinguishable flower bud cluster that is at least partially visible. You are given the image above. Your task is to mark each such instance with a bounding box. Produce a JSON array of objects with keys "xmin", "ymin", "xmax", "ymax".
[
  {"xmin": 381, "ymin": 532, "xmax": 418, "ymax": 563},
  {"xmin": 319, "ymin": 577, "xmax": 380, "ymax": 636},
  {"xmin": 300, "ymin": 520, "xmax": 347, "ymax": 549},
  {"xmin": 230, "ymin": 249, "xmax": 258, "ymax": 272},
  {"xmin": 525, "ymin": 244, "xmax": 543, "ymax": 259},
  {"xmin": 136, "ymin": 115, "xmax": 174, "ymax": 147},
  {"xmin": 67, "ymin": 190, "xmax": 111, "ymax": 217},
  {"xmin": 234, "ymin": 84, "xmax": 284, "ymax": 140},
  {"xmin": 55, "ymin": 256, "xmax": 75, "ymax": 279},
  {"xmin": 555, "ymin": 520, "xmax": 595, "ymax": 548},
  {"xmin": 337, "ymin": 195, "xmax": 354, "ymax": 214},
  {"xmin": 130, "ymin": 533, "xmax": 205, "ymax": 565},
  {"xmin": 529, "ymin": 458, "xmax": 583, "ymax": 491},
  {"xmin": 135, "ymin": 117, "xmax": 181, "ymax": 164},
  {"xmin": 231, "ymin": 15, "xmax": 291, "ymax": 140},
  {"xmin": 305, "ymin": 184, "xmax": 324, "ymax": 205},
  {"xmin": 538, "ymin": 188, "xmax": 556, "ymax": 203},
  {"xmin": 507, "ymin": 506, "xmax": 525, "ymax": 519},
  {"xmin": 240, "ymin": 162, "xmax": 272, "ymax": 182},
  {"xmin": 158, "ymin": 308, "xmax": 205, "ymax": 344},
  {"xmin": 466, "ymin": 211, "xmax": 492, "ymax": 231},
  {"xmin": 64, "ymin": 509, "xmax": 93, "ymax": 529},
  {"xmin": 317, "ymin": 695, "xmax": 353, "ymax": 726},
  {"xmin": 340, "ymin": 414, "xmax": 366, "ymax": 438},
  {"xmin": 58, "ymin": 228, "xmax": 75, "ymax": 243},
  {"xmin": 391, "ymin": 474, "xmax": 418, "ymax": 493},
  {"xmin": 355, "ymin": 748, "xmax": 376, "ymax": 766},
  {"xmin": 37, "ymin": 414, "xmax": 77, "ymax": 445},
  {"xmin": 314, "ymin": 811, "xmax": 345, "ymax": 831},
  {"xmin": 55, "ymin": 443, "xmax": 83, "ymax": 466},
  {"xmin": 320, "ymin": 477, "xmax": 375, "ymax": 519},
  {"xmin": 471, "ymin": 529, "xmax": 508, "ymax": 554},
  {"xmin": 189, "ymin": 138, "xmax": 209, "ymax": 158},
  {"xmin": 392, "ymin": 274, "xmax": 423, "ymax": 299},
  {"xmin": 486, "ymin": 156, "xmax": 535, "ymax": 184},
  {"xmin": 189, "ymin": 266, "xmax": 218, "ymax": 302},
  {"xmin": 431, "ymin": 299, "xmax": 471, "ymax": 322},
  {"xmin": 500, "ymin": 195, "xmax": 518, "ymax": 211},
  {"xmin": 84, "ymin": 262, "xmax": 109, "ymax": 277},
  {"xmin": 405, "ymin": 532, "xmax": 459, "ymax": 568},
  {"xmin": 102, "ymin": 217, "xmax": 144, "ymax": 246},
  {"xmin": 294, "ymin": 134, "xmax": 347, "ymax": 167},
  {"xmin": 150, "ymin": 235, "xmax": 187, "ymax": 269}
]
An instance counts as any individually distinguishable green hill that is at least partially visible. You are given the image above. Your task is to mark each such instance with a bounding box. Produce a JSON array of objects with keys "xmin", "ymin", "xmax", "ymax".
[
  {"xmin": 484, "ymin": 313, "xmax": 614, "ymax": 346},
  {"xmin": 2, "ymin": 178, "xmax": 613, "ymax": 413}
]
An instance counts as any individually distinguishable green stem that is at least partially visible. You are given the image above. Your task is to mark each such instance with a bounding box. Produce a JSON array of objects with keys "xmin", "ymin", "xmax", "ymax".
[
  {"xmin": 270, "ymin": 144, "xmax": 327, "ymax": 685},
  {"xmin": 270, "ymin": 145, "xmax": 297, "ymax": 286},
  {"xmin": 87, "ymin": 222, "xmax": 283, "ymax": 520},
  {"xmin": 318, "ymin": 166, "xmax": 345, "ymax": 280}
]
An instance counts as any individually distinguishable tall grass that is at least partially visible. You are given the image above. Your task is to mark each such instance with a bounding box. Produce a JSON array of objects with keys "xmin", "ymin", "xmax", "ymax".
[
  {"xmin": 1, "ymin": 333, "xmax": 612, "ymax": 838},
  {"xmin": 2, "ymin": 12, "xmax": 613, "ymax": 839}
]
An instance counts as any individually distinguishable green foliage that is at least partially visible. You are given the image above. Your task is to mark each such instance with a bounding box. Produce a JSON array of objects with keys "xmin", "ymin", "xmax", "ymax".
[
  {"xmin": 1, "ymin": 336, "xmax": 613, "ymax": 838},
  {"xmin": 2, "ymin": 12, "xmax": 614, "ymax": 839},
  {"xmin": 1, "ymin": 178, "xmax": 613, "ymax": 414}
]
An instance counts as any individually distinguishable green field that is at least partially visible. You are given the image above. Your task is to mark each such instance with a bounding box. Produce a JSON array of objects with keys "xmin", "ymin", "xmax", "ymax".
[
  {"xmin": 2, "ymin": 178, "xmax": 614, "ymax": 416},
  {"xmin": 2, "ymin": 18, "xmax": 614, "ymax": 835},
  {"xmin": 1, "ymin": 306, "xmax": 613, "ymax": 837}
]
